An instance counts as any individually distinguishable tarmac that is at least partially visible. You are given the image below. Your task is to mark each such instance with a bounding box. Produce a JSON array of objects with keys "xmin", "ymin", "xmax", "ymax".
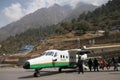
[{"xmin": 0, "ymin": 67, "xmax": 120, "ymax": 80}]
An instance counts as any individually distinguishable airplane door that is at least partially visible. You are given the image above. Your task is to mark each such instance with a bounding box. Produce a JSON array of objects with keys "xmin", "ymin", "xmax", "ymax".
[{"xmin": 69, "ymin": 51, "xmax": 76, "ymax": 67}]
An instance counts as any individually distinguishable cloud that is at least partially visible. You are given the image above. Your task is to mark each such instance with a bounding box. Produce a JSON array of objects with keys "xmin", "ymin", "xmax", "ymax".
[
  {"xmin": 24, "ymin": 0, "xmax": 55, "ymax": 14},
  {"xmin": 2, "ymin": 3, "xmax": 24, "ymax": 21},
  {"xmin": 24, "ymin": 0, "xmax": 66, "ymax": 14},
  {"xmin": 25, "ymin": 0, "xmax": 81, "ymax": 11},
  {"xmin": 82, "ymin": 0, "xmax": 109, "ymax": 6}
]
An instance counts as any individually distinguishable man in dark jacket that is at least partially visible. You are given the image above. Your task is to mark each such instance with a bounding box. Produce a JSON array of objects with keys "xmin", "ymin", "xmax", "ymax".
[
  {"xmin": 77, "ymin": 56, "xmax": 84, "ymax": 74},
  {"xmin": 93, "ymin": 58, "xmax": 99, "ymax": 71},
  {"xmin": 88, "ymin": 58, "xmax": 93, "ymax": 71}
]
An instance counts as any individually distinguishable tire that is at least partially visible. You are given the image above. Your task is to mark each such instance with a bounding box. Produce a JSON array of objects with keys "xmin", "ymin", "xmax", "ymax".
[
  {"xmin": 59, "ymin": 68, "xmax": 62, "ymax": 72},
  {"xmin": 34, "ymin": 72, "xmax": 40, "ymax": 77}
]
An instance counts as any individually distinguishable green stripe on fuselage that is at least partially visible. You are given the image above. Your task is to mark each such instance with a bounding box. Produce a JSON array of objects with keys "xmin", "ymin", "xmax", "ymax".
[{"xmin": 30, "ymin": 62, "xmax": 76, "ymax": 69}]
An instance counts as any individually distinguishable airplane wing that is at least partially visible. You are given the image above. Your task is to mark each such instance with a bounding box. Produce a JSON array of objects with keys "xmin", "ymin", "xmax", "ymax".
[
  {"xmin": 83, "ymin": 45, "xmax": 120, "ymax": 50},
  {"xmin": 68, "ymin": 49, "xmax": 90, "ymax": 55}
]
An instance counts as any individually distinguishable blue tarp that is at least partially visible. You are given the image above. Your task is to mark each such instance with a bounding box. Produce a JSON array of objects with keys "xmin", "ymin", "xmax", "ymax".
[{"xmin": 18, "ymin": 45, "xmax": 34, "ymax": 53}]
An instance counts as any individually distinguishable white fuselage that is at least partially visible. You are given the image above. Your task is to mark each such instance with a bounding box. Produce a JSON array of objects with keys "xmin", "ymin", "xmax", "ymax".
[{"xmin": 24, "ymin": 49, "xmax": 88, "ymax": 69}]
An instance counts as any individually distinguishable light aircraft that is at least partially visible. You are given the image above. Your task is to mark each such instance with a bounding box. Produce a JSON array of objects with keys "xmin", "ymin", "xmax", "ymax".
[{"xmin": 23, "ymin": 49, "xmax": 90, "ymax": 77}]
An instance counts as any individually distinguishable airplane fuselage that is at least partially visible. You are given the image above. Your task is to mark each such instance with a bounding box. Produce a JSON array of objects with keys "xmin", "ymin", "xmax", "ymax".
[{"xmin": 23, "ymin": 49, "xmax": 88, "ymax": 69}]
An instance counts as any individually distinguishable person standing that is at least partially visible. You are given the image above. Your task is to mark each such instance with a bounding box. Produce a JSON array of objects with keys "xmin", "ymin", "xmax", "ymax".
[
  {"xmin": 112, "ymin": 57, "xmax": 118, "ymax": 71},
  {"xmin": 77, "ymin": 56, "xmax": 84, "ymax": 74},
  {"xmin": 93, "ymin": 58, "xmax": 99, "ymax": 71},
  {"xmin": 99, "ymin": 58, "xmax": 104, "ymax": 70},
  {"xmin": 106, "ymin": 58, "xmax": 112, "ymax": 69},
  {"xmin": 88, "ymin": 58, "xmax": 93, "ymax": 71}
]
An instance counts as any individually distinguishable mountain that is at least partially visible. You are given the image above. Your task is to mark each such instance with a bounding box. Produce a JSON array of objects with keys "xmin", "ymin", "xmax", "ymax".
[
  {"xmin": 0, "ymin": 3, "xmax": 97, "ymax": 40},
  {"xmin": 67, "ymin": 2, "xmax": 97, "ymax": 19}
]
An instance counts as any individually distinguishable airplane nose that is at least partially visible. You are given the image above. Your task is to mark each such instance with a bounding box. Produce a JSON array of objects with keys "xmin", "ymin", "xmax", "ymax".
[{"xmin": 23, "ymin": 62, "xmax": 30, "ymax": 69}]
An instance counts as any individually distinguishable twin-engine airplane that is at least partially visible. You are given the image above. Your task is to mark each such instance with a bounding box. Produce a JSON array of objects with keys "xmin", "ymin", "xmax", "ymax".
[{"xmin": 23, "ymin": 49, "xmax": 90, "ymax": 77}]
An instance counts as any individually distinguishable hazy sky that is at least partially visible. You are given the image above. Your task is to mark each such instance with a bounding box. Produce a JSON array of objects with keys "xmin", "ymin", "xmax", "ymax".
[{"xmin": 0, "ymin": 0, "xmax": 109, "ymax": 28}]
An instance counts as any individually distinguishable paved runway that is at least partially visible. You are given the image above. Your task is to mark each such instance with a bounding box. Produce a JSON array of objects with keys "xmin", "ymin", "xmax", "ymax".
[{"xmin": 0, "ymin": 68, "xmax": 120, "ymax": 80}]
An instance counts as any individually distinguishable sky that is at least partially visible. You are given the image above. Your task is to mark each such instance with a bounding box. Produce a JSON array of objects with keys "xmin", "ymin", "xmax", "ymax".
[{"xmin": 0, "ymin": 0, "xmax": 109, "ymax": 28}]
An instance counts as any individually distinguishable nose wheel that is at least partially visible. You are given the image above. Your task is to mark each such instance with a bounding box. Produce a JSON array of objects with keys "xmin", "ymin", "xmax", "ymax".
[
  {"xmin": 34, "ymin": 69, "xmax": 40, "ymax": 77},
  {"xmin": 59, "ymin": 68, "xmax": 62, "ymax": 72}
]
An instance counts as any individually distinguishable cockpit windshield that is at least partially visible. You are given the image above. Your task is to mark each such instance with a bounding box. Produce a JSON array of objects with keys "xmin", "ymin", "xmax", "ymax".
[
  {"xmin": 42, "ymin": 51, "xmax": 57, "ymax": 57},
  {"xmin": 46, "ymin": 52, "xmax": 54, "ymax": 56}
]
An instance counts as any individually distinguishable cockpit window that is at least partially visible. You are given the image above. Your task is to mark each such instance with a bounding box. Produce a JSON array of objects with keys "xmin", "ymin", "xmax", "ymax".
[
  {"xmin": 47, "ymin": 52, "xmax": 53, "ymax": 56},
  {"xmin": 54, "ymin": 52, "xmax": 57, "ymax": 57},
  {"xmin": 42, "ymin": 51, "xmax": 57, "ymax": 57},
  {"xmin": 43, "ymin": 51, "xmax": 54, "ymax": 56}
]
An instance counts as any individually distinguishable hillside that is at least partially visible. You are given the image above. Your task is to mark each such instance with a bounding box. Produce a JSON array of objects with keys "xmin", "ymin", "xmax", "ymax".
[
  {"xmin": 78, "ymin": 0, "xmax": 120, "ymax": 30},
  {"xmin": 1, "ymin": 32, "xmax": 120, "ymax": 66}
]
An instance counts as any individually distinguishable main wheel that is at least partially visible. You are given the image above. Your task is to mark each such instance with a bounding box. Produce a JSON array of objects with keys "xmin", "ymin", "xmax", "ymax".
[
  {"xmin": 59, "ymin": 68, "xmax": 62, "ymax": 72},
  {"xmin": 34, "ymin": 69, "xmax": 40, "ymax": 77},
  {"xmin": 34, "ymin": 72, "xmax": 40, "ymax": 77}
]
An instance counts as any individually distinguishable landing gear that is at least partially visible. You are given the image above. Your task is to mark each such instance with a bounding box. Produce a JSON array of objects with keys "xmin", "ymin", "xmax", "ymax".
[
  {"xmin": 34, "ymin": 69, "xmax": 40, "ymax": 77},
  {"xmin": 59, "ymin": 68, "xmax": 62, "ymax": 72}
]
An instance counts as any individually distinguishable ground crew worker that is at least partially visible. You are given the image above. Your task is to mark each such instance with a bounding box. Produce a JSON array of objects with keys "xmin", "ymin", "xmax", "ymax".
[{"xmin": 77, "ymin": 56, "xmax": 84, "ymax": 74}]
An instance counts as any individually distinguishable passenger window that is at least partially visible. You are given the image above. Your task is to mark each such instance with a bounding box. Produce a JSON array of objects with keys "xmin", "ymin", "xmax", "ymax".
[{"xmin": 60, "ymin": 55, "xmax": 62, "ymax": 58}]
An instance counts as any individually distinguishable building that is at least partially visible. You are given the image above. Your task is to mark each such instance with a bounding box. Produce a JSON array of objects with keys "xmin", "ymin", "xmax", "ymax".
[{"xmin": 18, "ymin": 45, "xmax": 34, "ymax": 53}]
